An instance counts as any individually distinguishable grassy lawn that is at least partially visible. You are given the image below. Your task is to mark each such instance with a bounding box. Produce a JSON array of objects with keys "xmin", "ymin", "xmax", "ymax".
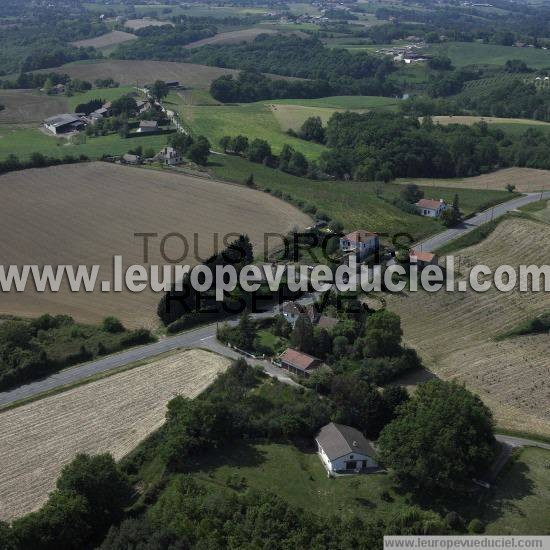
[
  {"xmin": 190, "ymin": 440, "xmax": 410, "ymax": 521},
  {"xmin": 189, "ymin": 440, "xmax": 550, "ymax": 534},
  {"xmin": 67, "ymin": 86, "xmax": 137, "ymax": 111},
  {"xmin": 210, "ymin": 154, "xmax": 512, "ymax": 241},
  {"xmin": 0, "ymin": 126, "xmax": 169, "ymax": 161},
  {"xmin": 425, "ymin": 41, "xmax": 550, "ymax": 69},
  {"xmin": 482, "ymin": 448, "xmax": 550, "ymax": 535},
  {"xmin": 256, "ymin": 329, "xmax": 285, "ymax": 355}
]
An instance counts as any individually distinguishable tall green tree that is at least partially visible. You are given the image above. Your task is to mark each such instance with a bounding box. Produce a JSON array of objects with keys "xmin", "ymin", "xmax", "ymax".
[
  {"xmin": 290, "ymin": 315, "xmax": 314, "ymax": 354},
  {"xmin": 364, "ymin": 310, "xmax": 403, "ymax": 357},
  {"xmin": 378, "ymin": 380, "xmax": 496, "ymax": 492}
]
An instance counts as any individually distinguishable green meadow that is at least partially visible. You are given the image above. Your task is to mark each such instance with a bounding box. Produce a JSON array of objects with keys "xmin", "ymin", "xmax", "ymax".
[
  {"xmin": 0, "ymin": 126, "xmax": 169, "ymax": 161},
  {"xmin": 426, "ymin": 41, "xmax": 550, "ymax": 69},
  {"xmin": 175, "ymin": 101, "xmax": 328, "ymax": 159}
]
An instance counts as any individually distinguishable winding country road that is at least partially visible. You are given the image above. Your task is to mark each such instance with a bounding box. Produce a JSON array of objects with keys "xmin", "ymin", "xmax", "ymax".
[{"xmin": 1, "ymin": 190, "xmax": 549, "ymax": 426}]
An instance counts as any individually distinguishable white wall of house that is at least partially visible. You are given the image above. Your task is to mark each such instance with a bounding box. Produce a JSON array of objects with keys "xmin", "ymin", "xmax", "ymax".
[
  {"xmin": 317, "ymin": 443, "xmax": 378, "ymax": 473},
  {"xmin": 339, "ymin": 237, "xmax": 378, "ymax": 260},
  {"xmin": 418, "ymin": 204, "xmax": 446, "ymax": 217}
]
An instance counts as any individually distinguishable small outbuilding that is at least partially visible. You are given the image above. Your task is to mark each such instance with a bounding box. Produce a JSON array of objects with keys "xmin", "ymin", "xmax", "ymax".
[
  {"xmin": 316, "ymin": 422, "xmax": 378, "ymax": 474},
  {"xmin": 279, "ymin": 348, "xmax": 323, "ymax": 377},
  {"xmin": 137, "ymin": 120, "xmax": 159, "ymax": 133}
]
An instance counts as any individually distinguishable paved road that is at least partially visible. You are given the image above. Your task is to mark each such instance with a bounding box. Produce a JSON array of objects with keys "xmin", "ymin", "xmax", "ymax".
[
  {"xmin": 0, "ymin": 298, "xmax": 311, "ymax": 406},
  {"xmin": 495, "ymin": 434, "xmax": 550, "ymax": 451},
  {"xmin": 416, "ymin": 191, "xmax": 550, "ymax": 253}
]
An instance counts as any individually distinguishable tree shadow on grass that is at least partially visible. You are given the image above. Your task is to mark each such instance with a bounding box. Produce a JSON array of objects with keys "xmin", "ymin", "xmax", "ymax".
[
  {"xmin": 185, "ymin": 439, "xmax": 267, "ymax": 475},
  {"xmin": 399, "ymin": 455, "xmax": 535, "ymax": 525}
]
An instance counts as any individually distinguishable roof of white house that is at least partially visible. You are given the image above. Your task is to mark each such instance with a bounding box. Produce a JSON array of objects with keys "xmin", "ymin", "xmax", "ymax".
[
  {"xmin": 342, "ymin": 230, "xmax": 378, "ymax": 244},
  {"xmin": 139, "ymin": 120, "xmax": 158, "ymax": 128},
  {"xmin": 416, "ymin": 198, "xmax": 445, "ymax": 209},
  {"xmin": 316, "ymin": 422, "xmax": 376, "ymax": 460}
]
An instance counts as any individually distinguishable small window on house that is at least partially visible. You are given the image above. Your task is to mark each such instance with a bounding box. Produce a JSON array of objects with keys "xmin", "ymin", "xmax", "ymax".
[{"xmin": 350, "ymin": 455, "xmax": 354, "ymax": 459}]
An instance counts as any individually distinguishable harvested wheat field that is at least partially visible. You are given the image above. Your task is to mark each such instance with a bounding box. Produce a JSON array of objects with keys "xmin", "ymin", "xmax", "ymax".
[
  {"xmin": 35, "ymin": 59, "xmax": 240, "ymax": 88},
  {"xmin": 386, "ymin": 217, "xmax": 550, "ymax": 437},
  {"xmin": 124, "ymin": 18, "xmax": 174, "ymax": 30},
  {"xmin": 71, "ymin": 30, "xmax": 137, "ymax": 49},
  {"xmin": 399, "ymin": 167, "xmax": 550, "ymax": 193},
  {"xmin": 0, "ymin": 349, "xmax": 229, "ymax": 521},
  {"xmin": 185, "ymin": 27, "xmax": 277, "ymax": 49},
  {"xmin": 0, "ymin": 90, "xmax": 68, "ymax": 124},
  {"xmin": 0, "ymin": 162, "xmax": 310, "ymax": 327}
]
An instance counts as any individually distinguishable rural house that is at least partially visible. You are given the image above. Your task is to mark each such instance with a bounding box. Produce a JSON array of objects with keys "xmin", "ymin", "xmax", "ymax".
[
  {"xmin": 409, "ymin": 249, "xmax": 439, "ymax": 267},
  {"xmin": 339, "ymin": 230, "xmax": 379, "ymax": 261},
  {"xmin": 416, "ymin": 198, "xmax": 447, "ymax": 217},
  {"xmin": 278, "ymin": 348, "xmax": 323, "ymax": 377},
  {"xmin": 280, "ymin": 301, "xmax": 318, "ymax": 327},
  {"xmin": 157, "ymin": 146, "xmax": 182, "ymax": 166},
  {"xmin": 44, "ymin": 114, "xmax": 84, "ymax": 134},
  {"xmin": 137, "ymin": 120, "xmax": 159, "ymax": 133},
  {"xmin": 315, "ymin": 422, "xmax": 378, "ymax": 475}
]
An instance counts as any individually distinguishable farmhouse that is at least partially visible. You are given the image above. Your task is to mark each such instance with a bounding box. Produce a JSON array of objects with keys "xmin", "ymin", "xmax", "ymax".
[
  {"xmin": 340, "ymin": 230, "xmax": 379, "ymax": 261},
  {"xmin": 280, "ymin": 301, "xmax": 318, "ymax": 327},
  {"xmin": 279, "ymin": 348, "xmax": 323, "ymax": 377},
  {"xmin": 44, "ymin": 114, "xmax": 84, "ymax": 134},
  {"xmin": 166, "ymin": 80, "xmax": 180, "ymax": 88},
  {"xmin": 316, "ymin": 422, "xmax": 378, "ymax": 475},
  {"xmin": 416, "ymin": 198, "xmax": 447, "ymax": 217},
  {"xmin": 409, "ymin": 249, "xmax": 439, "ymax": 267},
  {"xmin": 157, "ymin": 146, "xmax": 182, "ymax": 166},
  {"xmin": 138, "ymin": 120, "xmax": 158, "ymax": 133}
]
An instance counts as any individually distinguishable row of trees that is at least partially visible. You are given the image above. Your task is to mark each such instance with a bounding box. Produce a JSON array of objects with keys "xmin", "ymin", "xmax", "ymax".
[
  {"xmin": 210, "ymin": 69, "xmax": 333, "ymax": 103},
  {"xmin": 220, "ymin": 134, "xmax": 312, "ymax": 177}
]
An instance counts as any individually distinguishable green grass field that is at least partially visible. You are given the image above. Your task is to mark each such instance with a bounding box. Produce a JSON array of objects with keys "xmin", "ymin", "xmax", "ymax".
[
  {"xmin": 176, "ymin": 101, "xmax": 328, "ymax": 159},
  {"xmin": 190, "ymin": 441, "xmax": 409, "ymax": 521},
  {"xmin": 171, "ymin": 94, "xmax": 399, "ymax": 159},
  {"xmin": 426, "ymin": 41, "xmax": 550, "ymax": 69},
  {"xmin": 0, "ymin": 126, "xmax": 169, "ymax": 161},
  {"xmin": 67, "ymin": 86, "xmax": 137, "ymax": 111},
  {"xmin": 210, "ymin": 154, "xmax": 510, "ymax": 241}
]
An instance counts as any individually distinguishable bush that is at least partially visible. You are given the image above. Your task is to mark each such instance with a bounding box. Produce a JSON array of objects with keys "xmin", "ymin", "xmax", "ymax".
[
  {"xmin": 102, "ymin": 316, "xmax": 124, "ymax": 333},
  {"xmin": 467, "ymin": 519, "xmax": 484, "ymax": 534}
]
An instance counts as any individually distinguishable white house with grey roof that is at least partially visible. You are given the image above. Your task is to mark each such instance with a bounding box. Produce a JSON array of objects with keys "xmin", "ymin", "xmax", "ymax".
[{"xmin": 315, "ymin": 422, "xmax": 378, "ymax": 474}]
